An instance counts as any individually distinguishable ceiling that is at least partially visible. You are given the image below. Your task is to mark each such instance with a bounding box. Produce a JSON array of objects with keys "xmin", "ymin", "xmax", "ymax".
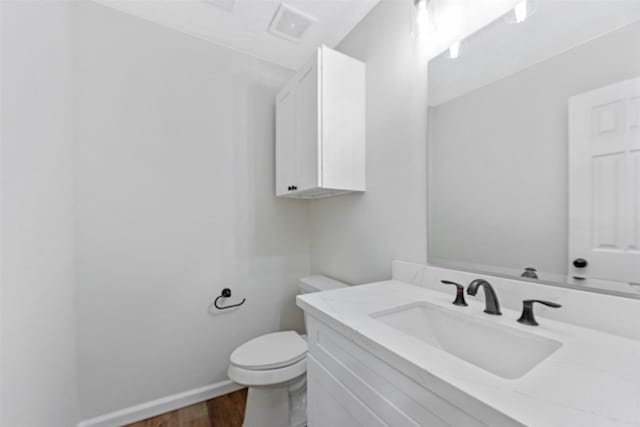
[
  {"xmin": 93, "ymin": 0, "xmax": 381, "ymax": 70},
  {"xmin": 429, "ymin": 1, "xmax": 640, "ymax": 105}
]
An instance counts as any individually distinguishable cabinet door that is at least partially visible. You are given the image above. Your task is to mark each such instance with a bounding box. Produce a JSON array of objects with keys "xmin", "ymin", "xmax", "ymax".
[
  {"xmin": 294, "ymin": 55, "xmax": 320, "ymax": 192},
  {"xmin": 320, "ymin": 45, "xmax": 366, "ymax": 191},
  {"xmin": 307, "ymin": 356, "xmax": 387, "ymax": 427},
  {"xmin": 275, "ymin": 83, "xmax": 296, "ymax": 196}
]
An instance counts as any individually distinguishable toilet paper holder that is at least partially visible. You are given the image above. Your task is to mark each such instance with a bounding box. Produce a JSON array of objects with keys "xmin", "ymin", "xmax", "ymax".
[{"xmin": 214, "ymin": 288, "xmax": 246, "ymax": 310}]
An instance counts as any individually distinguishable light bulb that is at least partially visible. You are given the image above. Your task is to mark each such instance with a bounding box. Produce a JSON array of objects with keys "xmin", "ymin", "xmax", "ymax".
[
  {"xmin": 514, "ymin": 0, "xmax": 528, "ymax": 23},
  {"xmin": 505, "ymin": 0, "xmax": 536, "ymax": 24},
  {"xmin": 449, "ymin": 40, "xmax": 461, "ymax": 59},
  {"xmin": 415, "ymin": 0, "xmax": 429, "ymax": 40}
]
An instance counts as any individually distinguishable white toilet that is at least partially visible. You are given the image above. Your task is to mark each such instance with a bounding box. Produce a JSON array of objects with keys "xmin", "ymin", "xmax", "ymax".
[{"xmin": 227, "ymin": 275, "xmax": 347, "ymax": 427}]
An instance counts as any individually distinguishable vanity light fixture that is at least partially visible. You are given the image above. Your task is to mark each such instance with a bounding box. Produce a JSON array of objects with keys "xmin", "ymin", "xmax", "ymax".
[
  {"xmin": 414, "ymin": 0, "xmax": 431, "ymax": 40},
  {"xmin": 506, "ymin": 0, "xmax": 537, "ymax": 24},
  {"xmin": 514, "ymin": 1, "xmax": 528, "ymax": 23},
  {"xmin": 448, "ymin": 39, "xmax": 462, "ymax": 59}
]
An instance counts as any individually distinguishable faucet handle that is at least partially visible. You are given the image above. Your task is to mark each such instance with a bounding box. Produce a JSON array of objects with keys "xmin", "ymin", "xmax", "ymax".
[
  {"xmin": 517, "ymin": 299, "xmax": 562, "ymax": 326},
  {"xmin": 441, "ymin": 280, "xmax": 468, "ymax": 306}
]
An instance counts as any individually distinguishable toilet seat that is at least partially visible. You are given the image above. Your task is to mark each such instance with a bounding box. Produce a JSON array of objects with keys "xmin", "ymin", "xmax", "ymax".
[
  {"xmin": 228, "ymin": 357, "xmax": 306, "ymax": 386},
  {"xmin": 228, "ymin": 331, "xmax": 308, "ymax": 387},
  {"xmin": 230, "ymin": 331, "xmax": 307, "ymax": 370}
]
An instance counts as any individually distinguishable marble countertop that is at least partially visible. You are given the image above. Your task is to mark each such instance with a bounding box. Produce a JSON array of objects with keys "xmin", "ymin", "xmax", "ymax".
[{"xmin": 297, "ymin": 280, "xmax": 640, "ymax": 427}]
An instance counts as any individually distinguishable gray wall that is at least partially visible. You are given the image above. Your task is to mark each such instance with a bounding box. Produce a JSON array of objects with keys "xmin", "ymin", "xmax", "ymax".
[
  {"xmin": 1, "ymin": 2, "xmax": 79, "ymax": 425},
  {"xmin": 428, "ymin": 21, "xmax": 640, "ymax": 276},
  {"xmin": 309, "ymin": 0, "xmax": 429, "ymax": 284},
  {"xmin": 73, "ymin": 3, "xmax": 310, "ymax": 419}
]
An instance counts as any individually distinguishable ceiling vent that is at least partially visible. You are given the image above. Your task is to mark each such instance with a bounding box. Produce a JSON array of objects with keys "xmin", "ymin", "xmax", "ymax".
[
  {"xmin": 204, "ymin": 0, "xmax": 236, "ymax": 13},
  {"xmin": 268, "ymin": 3, "xmax": 317, "ymax": 43}
]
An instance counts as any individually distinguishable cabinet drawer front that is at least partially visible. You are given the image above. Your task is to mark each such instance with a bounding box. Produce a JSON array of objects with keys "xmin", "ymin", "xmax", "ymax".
[
  {"xmin": 307, "ymin": 318, "xmax": 516, "ymax": 427},
  {"xmin": 308, "ymin": 355, "xmax": 388, "ymax": 427}
]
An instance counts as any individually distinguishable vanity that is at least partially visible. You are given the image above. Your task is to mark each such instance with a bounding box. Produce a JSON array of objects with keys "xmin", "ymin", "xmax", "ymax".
[
  {"xmin": 295, "ymin": 2, "xmax": 640, "ymax": 425},
  {"xmin": 297, "ymin": 261, "xmax": 640, "ymax": 427}
]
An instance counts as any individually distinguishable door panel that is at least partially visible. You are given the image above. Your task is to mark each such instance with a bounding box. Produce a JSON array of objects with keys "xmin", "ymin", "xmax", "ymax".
[
  {"xmin": 632, "ymin": 152, "xmax": 640, "ymax": 250},
  {"xmin": 592, "ymin": 154, "xmax": 625, "ymax": 249}
]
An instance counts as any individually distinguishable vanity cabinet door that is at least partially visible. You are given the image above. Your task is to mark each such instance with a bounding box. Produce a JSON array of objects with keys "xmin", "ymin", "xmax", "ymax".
[{"xmin": 307, "ymin": 355, "xmax": 387, "ymax": 427}]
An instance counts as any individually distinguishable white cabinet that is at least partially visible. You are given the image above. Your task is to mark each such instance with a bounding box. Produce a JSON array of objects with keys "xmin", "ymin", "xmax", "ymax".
[
  {"xmin": 304, "ymin": 316, "xmax": 520, "ymax": 427},
  {"xmin": 276, "ymin": 45, "xmax": 365, "ymax": 199},
  {"xmin": 307, "ymin": 356, "xmax": 386, "ymax": 427}
]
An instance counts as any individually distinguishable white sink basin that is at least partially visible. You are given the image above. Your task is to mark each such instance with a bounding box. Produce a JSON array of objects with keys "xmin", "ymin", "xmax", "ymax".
[{"xmin": 371, "ymin": 302, "xmax": 562, "ymax": 379}]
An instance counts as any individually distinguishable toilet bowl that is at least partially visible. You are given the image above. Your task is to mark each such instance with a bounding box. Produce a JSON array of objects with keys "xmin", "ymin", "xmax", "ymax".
[{"xmin": 227, "ymin": 275, "xmax": 347, "ymax": 427}]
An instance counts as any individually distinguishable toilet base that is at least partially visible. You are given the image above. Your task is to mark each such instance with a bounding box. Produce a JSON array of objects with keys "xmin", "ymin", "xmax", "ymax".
[{"xmin": 242, "ymin": 376, "xmax": 306, "ymax": 427}]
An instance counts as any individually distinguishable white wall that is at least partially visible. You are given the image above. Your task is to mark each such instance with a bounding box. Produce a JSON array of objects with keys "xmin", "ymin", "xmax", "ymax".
[
  {"xmin": 426, "ymin": 0, "xmax": 520, "ymax": 59},
  {"xmin": 73, "ymin": 3, "xmax": 310, "ymax": 420},
  {"xmin": 0, "ymin": 1, "xmax": 79, "ymax": 426},
  {"xmin": 308, "ymin": 0, "xmax": 429, "ymax": 284},
  {"xmin": 0, "ymin": 0, "xmax": 535, "ymax": 423},
  {"xmin": 428, "ymin": 21, "xmax": 640, "ymax": 276}
]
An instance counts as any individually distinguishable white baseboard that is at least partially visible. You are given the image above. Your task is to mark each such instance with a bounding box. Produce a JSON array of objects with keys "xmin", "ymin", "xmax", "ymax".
[{"xmin": 77, "ymin": 380, "xmax": 243, "ymax": 427}]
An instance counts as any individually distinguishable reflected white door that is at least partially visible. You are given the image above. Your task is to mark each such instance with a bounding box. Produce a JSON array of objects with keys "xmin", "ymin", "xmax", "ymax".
[{"xmin": 569, "ymin": 77, "xmax": 640, "ymax": 283}]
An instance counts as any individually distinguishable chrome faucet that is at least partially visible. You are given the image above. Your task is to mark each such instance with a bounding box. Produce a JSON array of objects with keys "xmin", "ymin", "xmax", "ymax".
[{"xmin": 467, "ymin": 279, "xmax": 502, "ymax": 315}]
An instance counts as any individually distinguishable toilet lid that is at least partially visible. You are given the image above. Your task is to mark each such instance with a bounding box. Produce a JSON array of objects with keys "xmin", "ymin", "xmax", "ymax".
[{"xmin": 230, "ymin": 331, "xmax": 307, "ymax": 370}]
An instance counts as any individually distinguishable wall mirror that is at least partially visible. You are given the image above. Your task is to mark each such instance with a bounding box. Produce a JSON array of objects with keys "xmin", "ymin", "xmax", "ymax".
[{"xmin": 427, "ymin": 0, "xmax": 640, "ymax": 298}]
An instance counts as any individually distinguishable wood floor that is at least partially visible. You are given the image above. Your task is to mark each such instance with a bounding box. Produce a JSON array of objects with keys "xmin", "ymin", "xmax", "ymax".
[{"xmin": 124, "ymin": 388, "xmax": 247, "ymax": 427}]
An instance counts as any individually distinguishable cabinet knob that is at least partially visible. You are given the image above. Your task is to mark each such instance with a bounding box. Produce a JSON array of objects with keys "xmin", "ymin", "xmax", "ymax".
[
  {"xmin": 287, "ymin": 186, "xmax": 292, "ymax": 191},
  {"xmin": 292, "ymin": 185, "xmax": 297, "ymax": 190}
]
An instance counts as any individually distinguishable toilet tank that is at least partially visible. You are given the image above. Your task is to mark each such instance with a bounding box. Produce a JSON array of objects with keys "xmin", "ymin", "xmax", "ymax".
[
  {"xmin": 298, "ymin": 275, "xmax": 348, "ymax": 294},
  {"xmin": 298, "ymin": 275, "xmax": 348, "ymax": 333}
]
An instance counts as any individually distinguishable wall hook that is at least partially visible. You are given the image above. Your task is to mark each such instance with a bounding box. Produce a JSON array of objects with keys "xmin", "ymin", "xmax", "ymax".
[{"xmin": 214, "ymin": 288, "xmax": 246, "ymax": 310}]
